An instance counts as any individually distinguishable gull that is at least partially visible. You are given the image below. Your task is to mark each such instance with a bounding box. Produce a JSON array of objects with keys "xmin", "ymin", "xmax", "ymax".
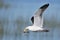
[{"xmin": 24, "ymin": 3, "xmax": 49, "ymax": 33}]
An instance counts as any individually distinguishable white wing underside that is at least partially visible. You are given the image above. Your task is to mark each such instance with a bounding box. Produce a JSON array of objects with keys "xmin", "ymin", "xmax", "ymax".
[{"xmin": 34, "ymin": 9, "xmax": 43, "ymax": 28}]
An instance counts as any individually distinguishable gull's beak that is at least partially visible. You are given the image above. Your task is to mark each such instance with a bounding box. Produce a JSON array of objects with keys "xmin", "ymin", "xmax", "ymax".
[{"xmin": 24, "ymin": 29, "xmax": 29, "ymax": 33}]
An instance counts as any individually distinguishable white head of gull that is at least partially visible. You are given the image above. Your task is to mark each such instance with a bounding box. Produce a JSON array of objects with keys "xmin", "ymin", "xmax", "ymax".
[{"xmin": 24, "ymin": 3, "xmax": 49, "ymax": 33}]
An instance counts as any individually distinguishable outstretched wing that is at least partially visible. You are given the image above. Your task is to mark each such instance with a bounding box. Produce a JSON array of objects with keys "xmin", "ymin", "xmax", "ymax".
[{"xmin": 32, "ymin": 3, "xmax": 49, "ymax": 27}]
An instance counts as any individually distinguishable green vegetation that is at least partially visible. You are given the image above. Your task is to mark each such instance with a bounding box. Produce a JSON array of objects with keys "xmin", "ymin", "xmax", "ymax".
[
  {"xmin": 0, "ymin": 16, "xmax": 60, "ymax": 35},
  {"xmin": 0, "ymin": 29, "xmax": 3, "ymax": 35},
  {"xmin": 0, "ymin": 20, "xmax": 4, "ymax": 35},
  {"xmin": 0, "ymin": 0, "xmax": 10, "ymax": 9},
  {"xmin": 44, "ymin": 15, "xmax": 60, "ymax": 27}
]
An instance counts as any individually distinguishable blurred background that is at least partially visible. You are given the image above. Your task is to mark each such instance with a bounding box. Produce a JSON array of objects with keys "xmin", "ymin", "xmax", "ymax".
[{"xmin": 0, "ymin": 0, "xmax": 60, "ymax": 40}]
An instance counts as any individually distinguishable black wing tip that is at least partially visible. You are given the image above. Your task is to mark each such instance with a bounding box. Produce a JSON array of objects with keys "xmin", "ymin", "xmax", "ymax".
[
  {"xmin": 40, "ymin": 3, "xmax": 49, "ymax": 9},
  {"xmin": 31, "ymin": 16, "xmax": 34, "ymax": 24}
]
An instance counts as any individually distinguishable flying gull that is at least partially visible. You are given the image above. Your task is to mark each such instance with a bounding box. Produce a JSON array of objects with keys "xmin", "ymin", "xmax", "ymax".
[{"xmin": 24, "ymin": 3, "xmax": 49, "ymax": 33}]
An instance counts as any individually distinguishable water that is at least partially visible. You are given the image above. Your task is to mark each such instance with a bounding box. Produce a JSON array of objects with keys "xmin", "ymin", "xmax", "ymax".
[{"xmin": 0, "ymin": 22, "xmax": 60, "ymax": 40}]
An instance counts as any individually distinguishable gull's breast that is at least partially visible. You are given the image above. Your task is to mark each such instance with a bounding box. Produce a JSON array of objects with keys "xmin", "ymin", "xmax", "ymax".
[{"xmin": 28, "ymin": 26, "xmax": 43, "ymax": 31}]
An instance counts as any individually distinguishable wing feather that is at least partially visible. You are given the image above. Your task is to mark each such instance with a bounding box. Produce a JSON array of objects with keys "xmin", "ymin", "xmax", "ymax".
[{"xmin": 33, "ymin": 3, "xmax": 49, "ymax": 27}]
